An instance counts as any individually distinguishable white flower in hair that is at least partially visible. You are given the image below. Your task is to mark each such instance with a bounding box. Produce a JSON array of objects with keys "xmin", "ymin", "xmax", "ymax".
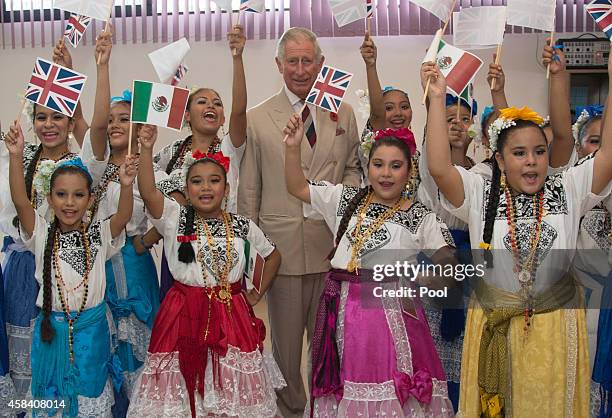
[
  {"xmin": 32, "ymin": 160, "xmax": 58, "ymax": 196},
  {"xmin": 359, "ymin": 130, "xmax": 375, "ymax": 159},
  {"xmin": 487, "ymin": 117, "xmax": 516, "ymax": 152}
]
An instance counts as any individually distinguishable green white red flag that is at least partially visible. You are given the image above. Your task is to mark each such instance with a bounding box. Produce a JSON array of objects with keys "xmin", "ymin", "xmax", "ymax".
[
  {"xmin": 434, "ymin": 40, "xmax": 483, "ymax": 97},
  {"xmin": 131, "ymin": 81, "xmax": 189, "ymax": 131}
]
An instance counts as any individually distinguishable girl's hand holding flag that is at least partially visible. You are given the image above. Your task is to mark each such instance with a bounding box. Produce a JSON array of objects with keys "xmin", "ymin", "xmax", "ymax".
[
  {"xmin": 228, "ymin": 24, "xmax": 246, "ymax": 57},
  {"xmin": 542, "ymin": 38, "xmax": 566, "ymax": 76},
  {"xmin": 95, "ymin": 28, "xmax": 113, "ymax": 66},
  {"xmin": 487, "ymin": 53, "xmax": 505, "ymax": 93},
  {"xmin": 421, "ymin": 62, "xmax": 446, "ymax": 100},
  {"xmin": 283, "ymin": 114, "xmax": 305, "ymax": 149},
  {"xmin": 52, "ymin": 39, "xmax": 72, "ymax": 69}
]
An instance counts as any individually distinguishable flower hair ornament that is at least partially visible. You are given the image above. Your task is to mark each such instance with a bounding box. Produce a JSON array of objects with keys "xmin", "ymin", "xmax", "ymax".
[
  {"xmin": 360, "ymin": 127, "xmax": 417, "ymax": 159},
  {"xmin": 111, "ymin": 89, "xmax": 132, "ymax": 104},
  {"xmin": 32, "ymin": 157, "xmax": 93, "ymax": 196},
  {"xmin": 487, "ymin": 107, "xmax": 544, "ymax": 152},
  {"xmin": 181, "ymin": 150, "xmax": 230, "ymax": 182},
  {"xmin": 572, "ymin": 105, "xmax": 604, "ymax": 144}
]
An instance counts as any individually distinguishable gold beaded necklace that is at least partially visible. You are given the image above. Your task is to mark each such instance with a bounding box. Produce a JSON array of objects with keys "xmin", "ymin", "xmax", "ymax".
[
  {"xmin": 196, "ymin": 211, "xmax": 235, "ymax": 310},
  {"xmin": 52, "ymin": 223, "xmax": 91, "ymax": 363},
  {"xmin": 346, "ymin": 191, "xmax": 405, "ymax": 273}
]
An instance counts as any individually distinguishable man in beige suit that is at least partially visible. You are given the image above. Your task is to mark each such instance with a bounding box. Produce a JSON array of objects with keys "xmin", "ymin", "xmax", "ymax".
[{"xmin": 238, "ymin": 27, "xmax": 362, "ymax": 417}]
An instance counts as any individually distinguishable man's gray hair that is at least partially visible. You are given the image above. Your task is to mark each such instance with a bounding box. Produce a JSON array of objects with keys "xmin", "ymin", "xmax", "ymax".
[{"xmin": 276, "ymin": 27, "xmax": 323, "ymax": 62}]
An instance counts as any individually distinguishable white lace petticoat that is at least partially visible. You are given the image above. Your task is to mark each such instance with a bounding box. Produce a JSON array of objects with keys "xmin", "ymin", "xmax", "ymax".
[
  {"xmin": 127, "ymin": 345, "xmax": 285, "ymax": 417},
  {"xmin": 309, "ymin": 379, "xmax": 454, "ymax": 418}
]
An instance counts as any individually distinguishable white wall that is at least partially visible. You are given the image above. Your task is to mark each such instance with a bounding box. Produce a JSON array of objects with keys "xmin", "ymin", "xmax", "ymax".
[{"xmin": 0, "ymin": 32, "xmax": 561, "ymax": 152}]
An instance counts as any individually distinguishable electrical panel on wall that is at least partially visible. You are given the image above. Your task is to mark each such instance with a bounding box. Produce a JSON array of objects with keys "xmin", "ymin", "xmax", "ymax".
[{"xmin": 558, "ymin": 36, "xmax": 610, "ymax": 70}]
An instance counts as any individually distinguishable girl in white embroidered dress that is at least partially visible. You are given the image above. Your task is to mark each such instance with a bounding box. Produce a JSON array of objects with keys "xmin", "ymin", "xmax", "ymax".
[{"xmin": 128, "ymin": 125, "xmax": 284, "ymax": 418}]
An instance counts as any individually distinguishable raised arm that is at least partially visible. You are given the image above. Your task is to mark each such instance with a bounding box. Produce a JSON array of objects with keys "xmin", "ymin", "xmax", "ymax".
[
  {"xmin": 421, "ymin": 63, "xmax": 464, "ymax": 208},
  {"xmin": 109, "ymin": 154, "xmax": 136, "ymax": 238},
  {"xmin": 228, "ymin": 25, "xmax": 247, "ymax": 149},
  {"xmin": 137, "ymin": 125, "xmax": 165, "ymax": 219},
  {"xmin": 360, "ymin": 32, "xmax": 385, "ymax": 131},
  {"xmin": 5, "ymin": 121, "xmax": 35, "ymax": 236},
  {"xmin": 283, "ymin": 114, "xmax": 311, "ymax": 203},
  {"xmin": 90, "ymin": 29, "xmax": 113, "ymax": 161},
  {"xmin": 486, "ymin": 53, "xmax": 509, "ymax": 110},
  {"xmin": 591, "ymin": 52, "xmax": 612, "ymax": 195},
  {"xmin": 52, "ymin": 39, "xmax": 88, "ymax": 146},
  {"xmin": 543, "ymin": 40, "xmax": 574, "ymax": 168}
]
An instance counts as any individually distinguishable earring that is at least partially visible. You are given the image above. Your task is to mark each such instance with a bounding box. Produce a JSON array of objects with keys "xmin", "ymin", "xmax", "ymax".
[{"xmin": 500, "ymin": 172, "xmax": 506, "ymax": 189}]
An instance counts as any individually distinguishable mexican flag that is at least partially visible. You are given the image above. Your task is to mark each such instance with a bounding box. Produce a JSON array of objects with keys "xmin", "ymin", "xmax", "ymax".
[
  {"xmin": 131, "ymin": 80, "xmax": 189, "ymax": 131},
  {"xmin": 458, "ymin": 83, "xmax": 474, "ymax": 111},
  {"xmin": 436, "ymin": 40, "xmax": 483, "ymax": 96}
]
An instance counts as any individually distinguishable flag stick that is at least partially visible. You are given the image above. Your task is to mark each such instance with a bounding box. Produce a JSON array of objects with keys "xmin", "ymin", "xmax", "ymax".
[
  {"xmin": 456, "ymin": 97, "xmax": 461, "ymax": 121},
  {"xmin": 422, "ymin": 0, "xmax": 457, "ymax": 105},
  {"xmin": 232, "ymin": 10, "xmax": 238, "ymax": 56},
  {"xmin": 546, "ymin": 26, "xmax": 555, "ymax": 79},
  {"xmin": 16, "ymin": 99, "xmax": 26, "ymax": 125},
  {"xmin": 128, "ymin": 97, "xmax": 133, "ymax": 155},
  {"xmin": 491, "ymin": 44, "xmax": 502, "ymax": 91},
  {"xmin": 97, "ymin": 0, "xmax": 114, "ymax": 64},
  {"xmin": 367, "ymin": 17, "xmax": 372, "ymax": 35},
  {"xmin": 282, "ymin": 102, "xmax": 307, "ymax": 143},
  {"xmin": 97, "ymin": 20, "xmax": 110, "ymax": 65}
]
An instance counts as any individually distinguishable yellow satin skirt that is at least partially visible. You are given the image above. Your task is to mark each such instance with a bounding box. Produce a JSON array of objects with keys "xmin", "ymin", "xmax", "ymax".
[{"xmin": 457, "ymin": 297, "xmax": 590, "ymax": 418}]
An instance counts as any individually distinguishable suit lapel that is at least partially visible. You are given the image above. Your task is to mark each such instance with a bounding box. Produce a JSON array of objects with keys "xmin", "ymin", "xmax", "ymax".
[
  {"xmin": 308, "ymin": 106, "xmax": 335, "ymax": 177},
  {"xmin": 267, "ymin": 88, "xmax": 314, "ymax": 170}
]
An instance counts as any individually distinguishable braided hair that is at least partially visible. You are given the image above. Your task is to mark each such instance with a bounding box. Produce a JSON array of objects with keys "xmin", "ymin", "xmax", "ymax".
[
  {"xmin": 177, "ymin": 158, "xmax": 228, "ymax": 263},
  {"xmin": 480, "ymin": 120, "xmax": 547, "ymax": 264},
  {"xmin": 178, "ymin": 204, "xmax": 197, "ymax": 263},
  {"xmin": 41, "ymin": 218, "xmax": 58, "ymax": 342},
  {"xmin": 329, "ymin": 135, "xmax": 413, "ymax": 259}
]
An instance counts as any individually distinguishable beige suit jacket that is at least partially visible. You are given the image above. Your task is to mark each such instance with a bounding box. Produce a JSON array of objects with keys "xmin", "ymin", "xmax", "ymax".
[{"xmin": 238, "ymin": 87, "xmax": 362, "ymax": 275}]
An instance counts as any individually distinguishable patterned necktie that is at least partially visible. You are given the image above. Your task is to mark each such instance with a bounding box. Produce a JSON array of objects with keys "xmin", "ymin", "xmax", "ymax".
[{"xmin": 301, "ymin": 103, "xmax": 317, "ymax": 148}]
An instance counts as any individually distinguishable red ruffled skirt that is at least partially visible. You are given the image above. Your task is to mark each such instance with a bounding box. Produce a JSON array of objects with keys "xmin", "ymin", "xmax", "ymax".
[{"xmin": 127, "ymin": 281, "xmax": 285, "ymax": 417}]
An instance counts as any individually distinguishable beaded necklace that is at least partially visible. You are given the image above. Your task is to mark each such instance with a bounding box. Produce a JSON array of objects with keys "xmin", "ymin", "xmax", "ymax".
[
  {"xmin": 504, "ymin": 186, "xmax": 544, "ymax": 331},
  {"xmin": 346, "ymin": 191, "xmax": 405, "ymax": 273},
  {"xmin": 196, "ymin": 211, "xmax": 235, "ymax": 308},
  {"xmin": 52, "ymin": 223, "xmax": 91, "ymax": 363}
]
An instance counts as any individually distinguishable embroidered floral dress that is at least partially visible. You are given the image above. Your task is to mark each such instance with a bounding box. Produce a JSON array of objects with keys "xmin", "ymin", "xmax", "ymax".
[
  {"xmin": 307, "ymin": 182, "xmax": 455, "ymax": 418},
  {"xmin": 127, "ymin": 198, "xmax": 285, "ymax": 417}
]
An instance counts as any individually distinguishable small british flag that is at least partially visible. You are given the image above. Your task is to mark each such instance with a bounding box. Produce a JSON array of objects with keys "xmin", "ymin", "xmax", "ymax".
[
  {"xmin": 305, "ymin": 65, "xmax": 353, "ymax": 113},
  {"xmin": 366, "ymin": 0, "xmax": 374, "ymax": 18},
  {"xmin": 170, "ymin": 64, "xmax": 189, "ymax": 86},
  {"xmin": 63, "ymin": 14, "xmax": 91, "ymax": 48},
  {"xmin": 25, "ymin": 58, "xmax": 87, "ymax": 117},
  {"xmin": 586, "ymin": 0, "xmax": 612, "ymax": 40}
]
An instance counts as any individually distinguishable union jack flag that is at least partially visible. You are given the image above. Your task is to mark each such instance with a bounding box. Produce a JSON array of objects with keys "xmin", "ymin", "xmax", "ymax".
[
  {"xmin": 25, "ymin": 58, "xmax": 87, "ymax": 117},
  {"xmin": 63, "ymin": 14, "xmax": 91, "ymax": 48},
  {"xmin": 170, "ymin": 64, "xmax": 189, "ymax": 86},
  {"xmin": 306, "ymin": 65, "xmax": 353, "ymax": 113},
  {"xmin": 366, "ymin": 0, "xmax": 374, "ymax": 18},
  {"xmin": 586, "ymin": 0, "xmax": 612, "ymax": 40}
]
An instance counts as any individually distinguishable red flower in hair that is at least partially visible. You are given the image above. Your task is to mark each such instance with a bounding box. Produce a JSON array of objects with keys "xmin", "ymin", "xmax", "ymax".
[
  {"xmin": 374, "ymin": 128, "xmax": 417, "ymax": 156},
  {"xmin": 330, "ymin": 112, "xmax": 338, "ymax": 122},
  {"xmin": 191, "ymin": 150, "xmax": 230, "ymax": 173}
]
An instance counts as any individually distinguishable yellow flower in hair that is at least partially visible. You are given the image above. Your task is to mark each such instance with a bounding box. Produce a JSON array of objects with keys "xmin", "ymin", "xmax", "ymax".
[
  {"xmin": 499, "ymin": 106, "xmax": 544, "ymax": 126},
  {"xmin": 488, "ymin": 106, "xmax": 545, "ymax": 151}
]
